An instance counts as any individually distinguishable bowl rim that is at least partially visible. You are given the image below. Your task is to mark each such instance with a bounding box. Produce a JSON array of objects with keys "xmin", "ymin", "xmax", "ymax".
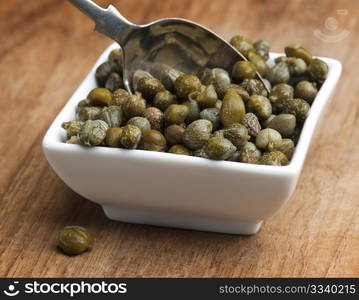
[{"xmin": 42, "ymin": 43, "xmax": 342, "ymax": 177}]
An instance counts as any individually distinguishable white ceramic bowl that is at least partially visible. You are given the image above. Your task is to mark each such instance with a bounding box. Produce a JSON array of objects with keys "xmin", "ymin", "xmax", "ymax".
[{"xmin": 42, "ymin": 43, "xmax": 342, "ymax": 235}]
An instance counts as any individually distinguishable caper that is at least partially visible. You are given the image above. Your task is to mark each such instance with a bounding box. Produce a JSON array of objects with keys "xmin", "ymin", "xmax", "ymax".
[
  {"xmin": 294, "ymin": 80, "xmax": 318, "ymax": 103},
  {"xmin": 174, "ymin": 74, "xmax": 202, "ymax": 100},
  {"xmin": 79, "ymin": 120, "xmax": 109, "ymax": 147},
  {"xmin": 95, "ymin": 61, "xmax": 117, "ymax": 86},
  {"xmin": 183, "ymin": 119, "xmax": 213, "ymax": 150},
  {"xmin": 193, "ymin": 148, "xmax": 210, "ymax": 159},
  {"xmin": 232, "ymin": 61, "xmax": 257, "ymax": 82},
  {"xmin": 276, "ymin": 138, "xmax": 295, "ymax": 160},
  {"xmin": 200, "ymin": 107, "xmax": 221, "ymax": 130},
  {"xmin": 183, "ymin": 99, "xmax": 200, "ymax": 123},
  {"xmin": 153, "ymin": 90, "xmax": 178, "ymax": 111},
  {"xmin": 137, "ymin": 77, "xmax": 165, "ymax": 101},
  {"xmin": 108, "ymin": 48, "xmax": 123, "ymax": 71},
  {"xmin": 255, "ymin": 128, "xmax": 282, "ymax": 151},
  {"xmin": 215, "ymin": 99, "xmax": 222, "ymax": 110},
  {"xmin": 239, "ymin": 148, "xmax": 262, "ymax": 164},
  {"xmin": 164, "ymin": 124, "xmax": 185, "ymax": 145},
  {"xmin": 198, "ymin": 68, "xmax": 231, "ymax": 89},
  {"xmin": 58, "ymin": 226, "xmax": 92, "ymax": 255},
  {"xmin": 265, "ymin": 62, "xmax": 290, "ymax": 85},
  {"xmin": 164, "ymin": 104, "xmax": 189, "ymax": 125},
  {"xmin": 308, "ymin": 58, "xmax": 329, "ymax": 83},
  {"xmin": 87, "ymin": 88, "xmax": 112, "ymax": 106},
  {"xmin": 261, "ymin": 114, "xmax": 276, "ymax": 128},
  {"xmin": 253, "ymin": 40, "xmax": 270, "ymax": 60},
  {"xmin": 66, "ymin": 136, "xmax": 81, "ymax": 144},
  {"xmin": 105, "ymin": 72, "xmax": 124, "ymax": 92},
  {"xmin": 110, "ymin": 88, "xmax": 130, "ymax": 106},
  {"xmin": 227, "ymin": 151, "xmax": 241, "ymax": 162},
  {"xmin": 260, "ymin": 151, "xmax": 289, "ymax": 166},
  {"xmin": 241, "ymin": 79, "xmax": 268, "ymax": 97},
  {"xmin": 143, "ymin": 107, "xmax": 164, "ymax": 131},
  {"xmin": 120, "ymin": 124, "xmax": 142, "ymax": 149},
  {"xmin": 204, "ymin": 137, "xmax": 236, "ymax": 160},
  {"xmin": 168, "ymin": 145, "xmax": 191, "ymax": 156},
  {"xmin": 281, "ymin": 98, "xmax": 310, "ymax": 123},
  {"xmin": 247, "ymin": 51, "xmax": 269, "ymax": 76},
  {"xmin": 122, "ymin": 92, "xmax": 146, "ymax": 118},
  {"xmin": 275, "ymin": 56, "xmax": 288, "ymax": 64},
  {"xmin": 285, "ymin": 44, "xmax": 312, "ymax": 65},
  {"xmin": 216, "ymin": 84, "xmax": 250, "ymax": 102},
  {"xmin": 230, "ymin": 35, "xmax": 254, "ymax": 58},
  {"xmin": 62, "ymin": 120, "xmax": 85, "ymax": 137},
  {"xmin": 267, "ymin": 114, "xmax": 296, "ymax": 137},
  {"xmin": 140, "ymin": 130, "xmax": 167, "ymax": 152},
  {"xmin": 269, "ymin": 83, "xmax": 294, "ymax": 113},
  {"xmin": 190, "ymin": 85, "xmax": 218, "ymax": 109},
  {"xmin": 132, "ymin": 70, "xmax": 153, "ymax": 91},
  {"xmin": 127, "ymin": 117, "xmax": 151, "ymax": 134},
  {"xmin": 105, "ymin": 127, "xmax": 123, "ymax": 147},
  {"xmin": 242, "ymin": 113, "xmax": 261, "ymax": 137},
  {"xmin": 220, "ymin": 90, "xmax": 246, "ymax": 127},
  {"xmin": 98, "ymin": 105, "xmax": 123, "ymax": 128},
  {"xmin": 77, "ymin": 106, "xmax": 103, "ymax": 121},
  {"xmin": 246, "ymin": 95, "xmax": 272, "ymax": 120},
  {"xmin": 287, "ymin": 57, "xmax": 307, "ymax": 76},
  {"xmin": 150, "ymin": 65, "xmax": 183, "ymax": 91},
  {"xmin": 222, "ymin": 123, "xmax": 250, "ymax": 148}
]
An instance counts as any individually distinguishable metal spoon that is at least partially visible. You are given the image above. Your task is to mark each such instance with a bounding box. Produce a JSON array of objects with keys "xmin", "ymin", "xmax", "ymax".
[{"xmin": 68, "ymin": 0, "xmax": 268, "ymax": 93}]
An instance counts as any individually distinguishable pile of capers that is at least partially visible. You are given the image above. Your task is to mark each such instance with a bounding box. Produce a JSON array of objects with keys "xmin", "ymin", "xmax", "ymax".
[{"xmin": 62, "ymin": 36, "xmax": 329, "ymax": 166}]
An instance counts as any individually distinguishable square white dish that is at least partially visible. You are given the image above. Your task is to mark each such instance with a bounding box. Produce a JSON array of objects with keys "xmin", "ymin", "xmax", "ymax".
[{"xmin": 42, "ymin": 43, "xmax": 342, "ymax": 235}]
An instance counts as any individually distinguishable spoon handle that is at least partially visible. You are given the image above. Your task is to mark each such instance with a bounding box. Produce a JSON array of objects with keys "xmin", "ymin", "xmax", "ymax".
[{"xmin": 68, "ymin": 0, "xmax": 135, "ymax": 43}]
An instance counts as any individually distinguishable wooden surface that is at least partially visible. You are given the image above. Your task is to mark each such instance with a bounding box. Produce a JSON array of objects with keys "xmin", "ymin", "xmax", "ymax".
[{"xmin": 0, "ymin": 0, "xmax": 358, "ymax": 277}]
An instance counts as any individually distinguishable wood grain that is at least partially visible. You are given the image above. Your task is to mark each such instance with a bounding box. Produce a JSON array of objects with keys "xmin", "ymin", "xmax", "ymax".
[{"xmin": 0, "ymin": 0, "xmax": 358, "ymax": 277}]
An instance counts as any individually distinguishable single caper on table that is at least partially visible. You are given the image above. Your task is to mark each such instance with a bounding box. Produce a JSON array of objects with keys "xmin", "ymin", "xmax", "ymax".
[{"xmin": 58, "ymin": 226, "xmax": 92, "ymax": 256}]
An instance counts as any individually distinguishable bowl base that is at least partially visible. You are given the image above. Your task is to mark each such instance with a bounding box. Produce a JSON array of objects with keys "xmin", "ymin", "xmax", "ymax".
[{"xmin": 102, "ymin": 205, "xmax": 263, "ymax": 235}]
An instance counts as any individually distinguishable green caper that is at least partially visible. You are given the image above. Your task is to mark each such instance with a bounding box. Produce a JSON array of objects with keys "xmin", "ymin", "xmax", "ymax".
[
  {"xmin": 253, "ymin": 40, "xmax": 270, "ymax": 60},
  {"xmin": 308, "ymin": 58, "xmax": 329, "ymax": 83},
  {"xmin": 275, "ymin": 138, "xmax": 295, "ymax": 160},
  {"xmin": 261, "ymin": 114, "xmax": 276, "ymax": 128},
  {"xmin": 255, "ymin": 128, "xmax": 282, "ymax": 151},
  {"xmin": 239, "ymin": 148, "xmax": 262, "ymax": 164},
  {"xmin": 269, "ymin": 83, "xmax": 294, "ymax": 113},
  {"xmin": 198, "ymin": 68, "xmax": 231, "ymax": 90},
  {"xmin": 247, "ymin": 51, "xmax": 269, "ymax": 76},
  {"xmin": 110, "ymin": 88, "xmax": 130, "ymax": 106},
  {"xmin": 127, "ymin": 117, "xmax": 151, "ymax": 134},
  {"xmin": 140, "ymin": 129, "xmax": 167, "ymax": 152},
  {"xmin": 222, "ymin": 123, "xmax": 250, "ymax": 148},
  {"xmin": 153, "ymin": 90, "xmax": 178, "ymax": 111},
  {"xmin": 108, "ymin": 48, "xmax": 123, "ymax": 71},
  {"xmin": 287, "ymin": 57, "xmax": 307, "ymax": 76},
  {"xmin": 183, "ymin": 119, "xmax": 213, "ymax": 150},
  {"xmin": 200, "ymin": 107, "xmax": 221, "ymax": 130},
  {"xmin": 77, "ymin": 106, "xmax": 103, "ymax": 121},
  {"xmin": 62, "ymin": 120, "xmax": 85, "ymax": 137},
  {"xmin": 132, "ymin": 70, "xmax": 153, "ymax": 91},
  {"xmin": 105, "ymin": 72, "xmax": 124, "ymax": 92},
  {"xmin": 240, "ymin": 79, "xmax": 268, "ymax": 97},
  {"xmin": 265, "ymin": 62, "xmax": 290, "ymax": 85},
  {"xmin": 98, "ymin": 105, "xmax": 123, "ymax": 128},
  {"xmin": 120, "ymin": 124, "xmax": 142, "ymax": 149},
  {"xmin": 183, "ymin": 99, "xmax": 200, "ymax": 123},
  {"xmin": 246, "ymin": 95, "xmax": 272, "ymax": 120},
  {"xmin": 164, "ymin": 104, "xmax": 189, "ymax": 125},
  {"xmin": 122, "ymin": 92, "xmax": 146, "ymax": 118},
  {"xmin": 260, "ymin": 151, "xmax": 289, "ymax": 166},
  {"xmin": 242, "ymin": 113, "xmax": 261, "ymax": 137},
  {"xmin": 193, "ymin": 148, "xmax": 210, "ymax": 159},
  {"xmin": 58, "ymin": 226, "xmax": 92, "ymax": 255},
  {"xmin": 232, "ymin": 61, "xmax": 257, "ymax": 82},
  {"xmin": 285, "ymin": 44, "xmax": 312, "ymax": 65},
  {"xmin": 79, "ymin": 120, "xmax": 109, "ymax": 147},
  {"xmin": 143, "ymin": 107, "xmax": 164, "ymax": 131},
  {"xmin": 168, "ymin": 145, "xmax": 191, "ymax": 156},
  {"xmin": 66, "ymin": 136, "xmax": 81, "ymax": 144},
  {"xmin": 203, "ymin": 137, "xmax": 236, "ymax": 160},
  {"xmin": 216, "ymin": 84, "xmax": 250, "ymax": 102},
  {"xmin": 220, "ymin": 90, "xmax": 246, "ymax": 127},
  {"xmin": 95, "ymin": 61, "xmax": 117, "ymax": 86},
  {"xmin": 190, "ymin": 85, "xmax": 218, "ymax": 109},
  {"xmin": 87, "ymin": 88, "xmax": 112, "ymax": 106},
  {"xmin": 230, "ymin": 35, "xmax": 254, "ymax": 58},
  {"xmin": 294, "ymin": 80, "xmax": 318, "ymax": 103},
  {"xmin": 164, "ymin": 124, "xmax": 185, "ymax": 145},
  {"xmin": 137, "ymin": 77, "xmax": 165, "ymax": 101},
  {"xmin": 281, "ymin": 98, "xmax": 310, "ymax": 123},
  {"xmin": 150, "ymin": 65, "xmax": 183, "ymax": 91},
  {"xmin": 267, "ymin": 114, "xmax": 296, "ymax": 138},
  {"xmin": 105, "ymin": 127, "xmax": 123, "ymax": 147},
  {"xmin": 174, "ymin": 74, "xmax": 202, "ymax": 100}
]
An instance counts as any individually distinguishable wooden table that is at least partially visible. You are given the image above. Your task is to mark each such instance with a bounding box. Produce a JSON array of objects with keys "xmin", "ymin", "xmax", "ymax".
[{"xmin": 0, "ymin": 0, "xmax": 358, "ymax": 277}]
